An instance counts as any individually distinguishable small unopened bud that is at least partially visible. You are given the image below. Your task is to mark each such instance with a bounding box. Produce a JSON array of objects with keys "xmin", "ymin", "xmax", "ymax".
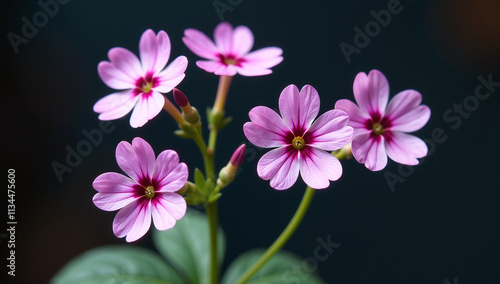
[
  {"xmin": 230, "ymin": 144, "xmax": 246, "ymax": 167},
  {"xmin": 176, "ymin": 181, "xmax": 196, "ymax": 195},
  {"xmin": 173, "ymin": 88, "xmax": 200, "ymax": 124},
  {"xmin": 332, "ymin": 141, "xmax": 352, "ymax": 160},
  {"xmin": 217, "ymin": 144, "xmax": 246, "ymax": 188}
]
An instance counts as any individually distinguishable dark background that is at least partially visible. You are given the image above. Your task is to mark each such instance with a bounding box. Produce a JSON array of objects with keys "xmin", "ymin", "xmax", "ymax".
[{"xmin": 3, "ymin": 0, "xmax": 500, "ymax": 283}]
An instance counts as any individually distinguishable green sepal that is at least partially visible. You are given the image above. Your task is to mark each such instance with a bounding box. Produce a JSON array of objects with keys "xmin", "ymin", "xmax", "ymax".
[
  {"xmin": 174, "ymin": 129, "xmax": 192, "ymax": 139},
  {"xmin": 208, "ymin": 193, "xmax": 222, "ymax": 203},
  {"xmin": 194, "ymin": 168, "xmax": 206, "ymax": 195}
]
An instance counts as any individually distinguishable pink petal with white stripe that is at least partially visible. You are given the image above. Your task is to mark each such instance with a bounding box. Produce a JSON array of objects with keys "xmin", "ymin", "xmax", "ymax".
[
  {"xmin": 98, "ymin": 61, "xmax": 136, "ymax": 90},
  {"xmin": 386, "ymin": 90, "xmax": 431, "ymax": 132},
  {"xmin": 385, "ymin": 132, "xmax": 427, "ymax": 165},
  {"xmin": 115, "ymin": 137, "xmax": 156, "ymax": 181},
  {"xmin": 232, "ymin": 25, "xmax": 254, "ymax": 56},
  {"xmin": 139, "ymin": 29, "xmax": 171, "ymax": 73},
  {"xmin": 353, "ymin": 69, "xmax": 389, "ymax": 115},
  {"xmin": 243, "ymin": 106, "xmax": 289, "ymax": 148},
  {"xmin": 129, "ymin": 91, "xmax": 165, "ymax": 128},
  {"xmin": 243, "ymin": 47, "xmax": 283, "ymax": 69},
  {"xmin": 92, "ymin": 172, "xmax": 139, "ymax": 211},
  {"xmin": 107, "ymin": 47, "xmax": 142, "ymax": 79},
  {"xmin": 257, "ymin": 146, "xmax": 300, "ymax": 190},
  {"xmin": 113, "ymin": 198, "xmax": 152, "ymax": 242},
  {"xmin": 182, "ymin": 28, "xmax": 219, "ymax": 60},
  {"xmin": 155, "ymin": 56, "xmax": 188, "ymax": 93},
  {"xmin": 352, "ymin": 133, "xmax": 388, "ymax": 171},
  {"xmin": 279, "ymin": 85, "xmax": 320, "ymax": 132},
  {"xmin": 151, "ymin": 193, "xmax": 186, "ymax": 231},
  {"xmin": 94, "ymin": 90, "xmax": 138, "ymax": 121},
  {"xmin": 307, "ymin": 109, "xmax": 353, "ymax": 151},
  {"xmin": 299, "ymin": 147, "xmax": 343, "ymax": 189},
  {"xmin": 214, "ymin": 22, "xmax": 233, "ymax": 54},
  {"xmin": 334, "ymin": 99, "xmax": 371, "ymax": 135}
]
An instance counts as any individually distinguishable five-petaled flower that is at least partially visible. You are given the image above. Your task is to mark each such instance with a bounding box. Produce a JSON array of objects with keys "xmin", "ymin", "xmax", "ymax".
[
  {"xmin": 92, "ymin": 137, "xmax": 188, "ymax": 242},
  {"xmin": 94, "ymin": 29, "xmax": 188, "ymax": 128},
  {"xmin": 335, "ymin": 69, "xmax": 431, "ymax": 171},
  {"xmin": 244, "ymin": 85, "xmax": 353, "ymax": 190},
  {"xmin": 182, "ymin": 22, "xmax": 283, "ymax": 76}
]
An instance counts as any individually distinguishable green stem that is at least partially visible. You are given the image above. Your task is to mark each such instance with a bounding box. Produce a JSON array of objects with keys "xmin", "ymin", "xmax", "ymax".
[
  {"xmin": 234, "ymin": 186, "xmax": 316, "ymax": 284},
  {"xmin": 206, "ymin": 201, "xmax": 219, "ymax": 284}
]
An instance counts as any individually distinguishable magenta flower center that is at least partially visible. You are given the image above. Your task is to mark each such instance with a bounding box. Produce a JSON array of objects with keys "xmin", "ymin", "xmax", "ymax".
[
  {"xmin": 144, "ymin": 185, "xmax": 156, "ymax": 199},
  {"xmin": 134, "ymin": 72, "xmax": 158, "ymax": 96},
  {"xmin": 292, "ymin": 136, "xmax": 306, "ymax": 150},
  {"xmin": 366, "ymin": 112, "xmax": 392, "ymax": 136},
  {"xmin": 219, "ymin": 54, "xmax": 244, "ymax": 66}
]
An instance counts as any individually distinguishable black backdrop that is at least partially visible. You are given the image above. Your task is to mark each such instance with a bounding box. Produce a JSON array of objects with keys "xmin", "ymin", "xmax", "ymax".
[{"xmin": 3, "ymin": 0, "xmax": 500, "ymax": 283}]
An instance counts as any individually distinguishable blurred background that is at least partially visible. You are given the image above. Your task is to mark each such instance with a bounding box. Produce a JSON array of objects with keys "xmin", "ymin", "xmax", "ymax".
[{"xmin": 3, "ymin": 0, "xmax": 500, "ymax": 283}]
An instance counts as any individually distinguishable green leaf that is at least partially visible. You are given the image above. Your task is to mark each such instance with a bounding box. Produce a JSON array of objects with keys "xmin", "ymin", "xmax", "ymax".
[
  {"xmin": 51, "ymin": 245, "xmax": 183, "ymax": 284},
  {"xmin": 152, "ymin": 209, "xmax": 226, "ymax": 284},
  {"xmin": 194, "ymin": 168, "xmax": 206, "ymax": 194},
  {"xmin": 221, "ymin": 249, "xmax": 326, "ymax": 284}
]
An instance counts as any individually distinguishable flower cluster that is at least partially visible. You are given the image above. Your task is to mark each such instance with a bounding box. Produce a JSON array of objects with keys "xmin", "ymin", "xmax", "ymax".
[{"xmin": 91, "ymin": 22, "xmax": 430, "ymax": 242}]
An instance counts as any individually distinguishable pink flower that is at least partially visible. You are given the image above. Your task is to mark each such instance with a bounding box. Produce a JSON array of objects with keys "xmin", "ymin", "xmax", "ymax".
[
  {"xmin": 243, "ymin": 85, "xmax": 353, "ymax": 190},
  {"xmin": 94, "ymin": 29, "xmax": 188, "ymax": 128},
  {"xmin": 92, "ymin": 137, "xmax": 188, "ymax": 242},
  {"xmin": 182, "ymin": 22, "xmax": 283, "ymax": 76},
  {"xmin": 335, "ymin": 69, "xmax": 431, "ymax": 171}
]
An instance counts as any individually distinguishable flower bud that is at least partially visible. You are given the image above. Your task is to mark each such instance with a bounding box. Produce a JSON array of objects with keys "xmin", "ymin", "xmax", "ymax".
[
  {"xmin": 176, "ymin": 181, "xmax": 196, "ymax": 195},
  {"xmin": 332, "ymin": 141, "xmax": 352, "ymax": 160},
  {"xmin": 217, "ymin": 144, "xmax": 246, "ymax": 188},
  {"xmin": 173, "ymin": 88, "xmax": 200, "ymax": 124}
]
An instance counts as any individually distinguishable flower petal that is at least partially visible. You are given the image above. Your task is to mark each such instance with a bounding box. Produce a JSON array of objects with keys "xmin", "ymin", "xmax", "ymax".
[
  {"xmin": 279, "ymin": 84, "xmax": 320, "ymax": 133},
  {"xmin": 116, "ymin": 137, "xmax": 156, "ymax": 182},
  {"xmin": 257, "ymin": 146, "xmax": 300, "ymax": 190},
  {"xmin": 243, "ymin": 47, "xmax": 283, "ymax": 69},
  {"xmin": 334, "ymin": 99, "xmax": 371, "ymax": 135},
  {"xmin": 155, "ymin": 56, "xmax": 188, "ymax": 93},
  {"xmin": 235, "ymin": 64, "xmax": 273, "ymax": 77},
  {"xmin": 307, "ymin": 109, "xmax": 354, "ymax": 151},
  {"xmin": 352, "ymin": 133, "xmax": 388, "ymax": 171},
  {"xmin": 92, "ymin": 172, "xmax": 139, "ymax": 211},
  {"xmin": 113, "ymin": 198, "xmax": 152, "ymax": 242},
  {"xmin": 385, "ymin": 132, "xmax": 427, "ymax": 165},
  {"xmin": 214, "ymin": 22, "xmax": 233, "ymax": 55},
  {"xmin": 243, "ymin": 106, "xmax": 290, "ymax": 148},
  {"xmin": 385, "ymin": 90, "xmax": 431, "ymax": 132},
  {"xmin": 139, "ymin": 29, "xmax": 171, "ymax": 73},
  {"xmin": 94, "ymin": 90, "xmax": 138, "ymax": 121},
  {"xmin": 214, "ymin": 63, "xmax": 238, "ymax": 76},
  {"xmin": 151, "ymin": 193, "xmax": 186, "ymax": 231},
  {"xmin": 183, "ymin": 28, "xmax": 219, "ymax": 60},
  {"xmin": 108, "ymin": 47, "xmax": 142, "ymax": 80},
  {"xmin": 196, "ymin": 60, "xmax": 224, "ymax": 73},
  {"xmin": 129, "ymin": 91, "xmax": 165, "ymax": 128},
  {"xmin": 155, "ymin": 157, "xmax": 188, "ymax": 192},
  {"xmin": 98, "ymin": 61, "xmax": 136, "ymax": 90},
  {"xmin": 299, "ymin": 147, "xmax": 343, "ymax": 189},
  {"xmin": 353, "ymin": 69, "xmax": 389, "ymax": 115},
  {"xmin": 232, "ymin": 25, "xmax": 254, "ymax": 56}
]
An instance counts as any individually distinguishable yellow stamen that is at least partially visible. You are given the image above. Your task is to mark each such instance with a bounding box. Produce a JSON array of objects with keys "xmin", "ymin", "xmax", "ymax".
[
  {"xmin": 372, "ymin": 122, "xmax": 385, "ymax": 135},
  {"xmin": 145, "ymin": 185, "xmax": 155, "ymax": 199},
  {"xmin": 292, "ymin": 136, "xmax": 305, "ymax": 150}
]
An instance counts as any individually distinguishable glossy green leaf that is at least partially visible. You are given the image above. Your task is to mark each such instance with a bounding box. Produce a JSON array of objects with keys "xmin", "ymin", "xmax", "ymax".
[
  {"xmin": 152, "ymin": 210, "xmax": 225, "ymax": 284},
  {"xmin": 221, "ymin": 249, "xmax": 326, "ymax": 284},
  {"xmin": 51, "ymin": 245, "xmax": 183, "ymax": 284}
]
